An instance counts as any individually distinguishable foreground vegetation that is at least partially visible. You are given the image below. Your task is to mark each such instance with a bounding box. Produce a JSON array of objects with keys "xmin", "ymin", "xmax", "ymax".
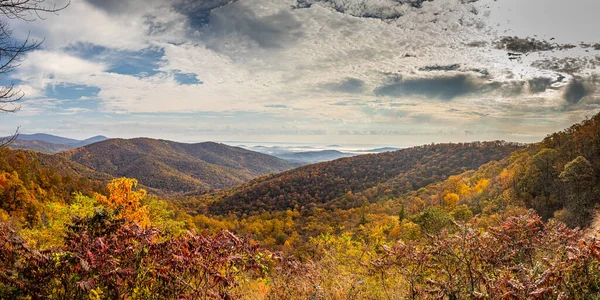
[{"xmin": 2, "ymin": 183, "xmax": 600, "ymax": 299}]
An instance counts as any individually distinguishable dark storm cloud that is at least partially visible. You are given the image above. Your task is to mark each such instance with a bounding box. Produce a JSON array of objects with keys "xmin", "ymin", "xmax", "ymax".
[
  {"xmin": 528, "ymin": 77, "xmax": 553, "ymax": 93},
  {"xmin": 373, "ymin": 73, "xmax": 539, "ymax": 100},
  {"xmin": 203, "ymin": 2, "xmax": 304, "ymax": 49},
  {"xmin": 172, "ymin": 0, "xmax": 239, "ymax": 29},
  {"xmin": 373, "ymin": 74, "xmax": 482, "ymax": 100},
  {"xmin": 323, "ymin": 78, "xmax": 367, "ymax": 93},
  {"xmin": 563, "ymin": 77, "xmax": 592, "ymax": 104},
  {"xmin": 88, "ymin": 0, "xmax": 301, "ymax": 49}
]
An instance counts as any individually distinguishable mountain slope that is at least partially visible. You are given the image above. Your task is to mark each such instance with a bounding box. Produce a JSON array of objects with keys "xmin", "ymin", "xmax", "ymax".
[
  {"xmin": 202, "ymin": 141, "xmax": 522, "ymax": 215},
  {"xmin": 0, "ymin": 148, "xmax": 109, "ymax": 217},
  {"xmin": 74, "ymin": 135, "xmax": 109, "ymax": 147},
  {"xmin": 15, "ymin": 133, "xmax": 80, "ymax": 145},
  {"xmin": 5, "ymin": 134, "xmax": 109, "ymax": 154},
  {"xmin": 7, "ymin": 139, "xmax": 74, "ymax": 154},
  {"xmin": 60, "ymin": 138, "xmax": 295, "ymax": 193},
  {"xmin": 404, "ymin": 113, "xmax": 600, "ymax": 227}
]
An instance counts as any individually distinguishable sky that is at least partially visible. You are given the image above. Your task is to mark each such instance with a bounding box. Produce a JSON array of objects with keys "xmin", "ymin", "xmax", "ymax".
[{"xmin": 1, "ymin": 0, "xmax": 599, "ymax": 147}]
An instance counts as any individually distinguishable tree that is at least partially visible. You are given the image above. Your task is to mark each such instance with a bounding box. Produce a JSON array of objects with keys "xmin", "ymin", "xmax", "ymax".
[
  {"xmin": 443, "ymin": 193, "xmax": 460, "ymax": 209},
  {"xmin": 530, "ymin": 148, "xmax": 558, "ymax": 196},
  {"xmin": 559, "ymin": 156, "xmax": 595, "ymax": 226},
  {"xmin": 412, "ymin": 207, "xmax": 454, "ymax": 235},
  {"xmin": 94, "ymin": 178, "xmax": 151, "ymax": 227},
  {"xmin": 398, "ymin": 204, "xmax": 407, "ymax": 222},
  {"xmin": 0, "ymin": 0, "xmax": 69, "ymax": 147}
]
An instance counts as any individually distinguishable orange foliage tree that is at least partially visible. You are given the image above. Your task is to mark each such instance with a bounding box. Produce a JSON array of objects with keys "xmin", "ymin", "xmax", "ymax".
[{"xmin": 95, "ymin": 178, "xmax": 150, "ymax": 227}]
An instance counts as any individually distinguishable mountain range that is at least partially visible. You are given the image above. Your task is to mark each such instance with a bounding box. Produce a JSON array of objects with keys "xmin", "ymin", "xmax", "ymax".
[
  {"xmin": 246, "ymin": 145, "xmax": 401, "ymax": 164},
  {"xmin": 59, "ymin": 138, "xmax": 294, "ymax": 194},
  {"xmin": 5, "ymin": 133, "xmax": 399, "ymax": 165},
  {"xmin": 5, "ymin": 133, "xmax": 109, "ymax": 153}
]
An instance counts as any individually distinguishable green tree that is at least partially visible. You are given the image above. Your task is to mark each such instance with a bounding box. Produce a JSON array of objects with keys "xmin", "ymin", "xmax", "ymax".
[
  {"xmin": 412, "ymin": 207, "xmax": 454, "ymax": 235},
  {"xmin": 559, "ymin": 156, "xmax": 595, "ymax": 226},
  {"xmin": 398, "ymin": 204, "xmax": 407, "ymax": 222},
  {"xmin": 531, "ymin": 148, "xmax": 558, "ymax": 195}
]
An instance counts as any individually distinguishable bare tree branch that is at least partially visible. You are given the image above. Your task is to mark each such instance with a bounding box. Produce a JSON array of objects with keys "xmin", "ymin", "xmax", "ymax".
[
  {"xmin": 0, "ymin": 126, "xmax": 18, "ymax": 148},
  {"xmin": 0, "ymin": 0, "xmax": 69, "ymax": 146},
  {"xmin": 0, "ymin": 0, "xmax": 70, "ymax": 21}
]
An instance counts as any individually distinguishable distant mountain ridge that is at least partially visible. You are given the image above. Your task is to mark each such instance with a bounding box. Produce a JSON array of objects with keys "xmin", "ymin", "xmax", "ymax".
[
  {"xmin": 15, "ymin": 133, "xmax": 80, "ymax": 145},
  {"xmin": 276, "ymin": 150, "xmax": 354, "ymax": 164},
  {"xmin": 247, "ymin": 145, "xmax": 402, "ymax": 164},
  {"xmin": 60, "ymin": 138, "xmax": 295, "ymax": 194},
  {"xmin": 5, "ymin": 133, "xmax": 109, "ymax": 153}
]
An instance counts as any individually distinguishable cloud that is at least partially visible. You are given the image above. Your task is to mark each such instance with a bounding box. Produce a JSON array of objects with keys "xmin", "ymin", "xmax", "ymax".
[
  {"xmin": 294, "ymin": 0, "xmax": 433, "ymax": 20},
  {"xmin": 563, "ymin": 77, "xmax": 594, "ymax": 104},
  {"xmin": 528, "ymin": 77, "xmax": 554, "ymax": 93},
  {"xmin": 265, "ymin": 104, "xmax": 289, "ymax": 108},
  {"xmin": 531, "ymin": 56, "xmax": 600, "ymax": 74},
  {"xmin": 494, "ymin": 36, "xmax": 576, "ymax": 54},
  {"xmin": 9, "ymin": 1, "xmax": 156, "ymax": 50},
  {"xmin": 201, "ymin": 1, "xmax": 304, "ymax": 49},
  {"xmin": 173, "ymin": 0, "xmax": 239, "ymax": 29},
  {"xmin": 323, "ymin": 78, "xmax": 367, "ymax": 93},
  {"xmin": 85, "ymin": 0, "xmax": 163, "ymax": 14},
  {"xmin": 15, "ymin": 50, "xmax": 107, "ymax": 94},
  {"xmin": 374, "ymin": 74, "xmax": 483, "ymax": 100},
  {"xmin": 419, "ymin": 64, "xmax": 461, "ymax": 72}
]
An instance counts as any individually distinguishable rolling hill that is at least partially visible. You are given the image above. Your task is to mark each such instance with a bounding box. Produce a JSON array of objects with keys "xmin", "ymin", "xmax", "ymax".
[
  {"xmin": 7, "ymin": 139, "xmax": 74, "ymax": 154},
  {"xmin": 5, "ymin": 133, "xmax": 109, "ymax": 154},
  {"xmin": 60, "ymin": 138, "xmax": 295, "ymax": 194},
  {"xmin": 201, "ymin": 141, "xmax": 523, "ymax": 215}
]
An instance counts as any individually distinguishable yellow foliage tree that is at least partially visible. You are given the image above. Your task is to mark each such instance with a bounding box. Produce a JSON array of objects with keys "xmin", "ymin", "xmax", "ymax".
[
  {"xmin": 95, "ymin": 178, "xmax": 151, "ymax": 228},
  {"xmin": 443, "ymin": 193, "xmax": 460, "ymax": 209},
  {"xmin": 472, "ymin": 178, "xmax": 490, "ymax": 195}
]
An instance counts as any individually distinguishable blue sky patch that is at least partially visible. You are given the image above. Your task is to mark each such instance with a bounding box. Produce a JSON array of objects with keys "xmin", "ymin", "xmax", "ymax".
[
  {"xmin": 173, "ymin": 71, "xmax": 202, "ymax": 85},
  {"xmin": 45, "ymin": 83, "xmax": 100, "ymax": 100},
  {"xmin": 64, "ymin": 43, "xmax": 165, "ymax": 78}
]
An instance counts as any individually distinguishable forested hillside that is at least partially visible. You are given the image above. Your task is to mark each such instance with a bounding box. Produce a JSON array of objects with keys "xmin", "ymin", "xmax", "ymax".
[
  {"xmin": 61, "ymin": 138, "xmax": 294, "ymax": 193},
  {"xmin": 7, "ymin": 139, "xmax": 74, "ymax": 153},
  {"xmin": 401, "ymin": 113, "xmax": 600, "ymax": 227},
  {"xmin": 0, "ymin": 148, "xmax": 107, "ymax": 226},
  {"xmin": 200, "ymin": 141, "xmax": 521, "ymax": 215}
]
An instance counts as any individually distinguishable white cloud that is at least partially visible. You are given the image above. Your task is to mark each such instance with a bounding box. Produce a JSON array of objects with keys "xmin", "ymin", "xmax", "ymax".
[{"xmin": 11, "ymin": 0, "xmax": 186, "ymax": 51}]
